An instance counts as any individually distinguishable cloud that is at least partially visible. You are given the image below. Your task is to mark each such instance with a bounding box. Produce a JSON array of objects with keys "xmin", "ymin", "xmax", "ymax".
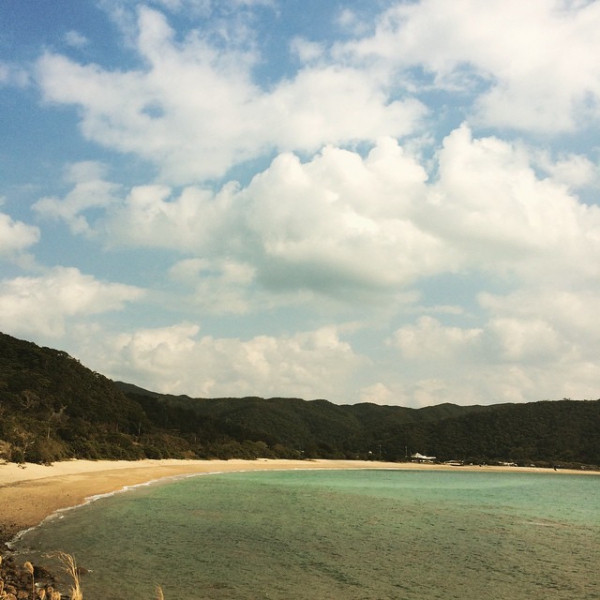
[
  {"xmin": 0, "ymin": 61, "xmax": 29, "ymax": 87},
  {"xmin": 0, "ymin": 267, "xmax": 144, "ymax": 338},
  {"xmin": 64, "ymin": 31, "xmax": 89, "ymax": 49},
  {"xmin": 168, "ymin": 258, "xmax": 256, "ymax": 314},
  {"xmin": 338, "ymin": 0, "xmax": 600, "ymax": 133},
  {"xmin": 103, "ymin": 0, "xmax": 273, "ymax": 19},
  {"xmin": 479, "ymin": 288, "xmax": 600, "ymax": 352},
  {"xmin": 423, "ymin": 125, "xmax": 600, "ymax": 283},
  {"xmin": 289, "ymin": 38, "xmax": 325, "ymax": 63},
  {"xmin": 486, "ymin": 317, "xmax": 562, "ymax": 363},
  {"xmin": 241, "ymin": 143, "xmax": 446, "ymax": 294},
  {"xmin": 33, "ymin": 162, "xmax": 122, "ymax": 236},
  {"xmin": 103, "ymin": 137, "xmax": 455, "ymax": 297},
  {"xmin": 359, "ymin": 382, "xmax": 398, "ymax": 405},
  {"xmin": 0, "ymin": 205, "xmax": 40, "ymax": 257},
  {"xmin": 533, "ymin": 151, "xmax": 599, "ymax": 190},
  {"xmin": 106, "ymin": 183, "xmax": 234, "ymax": 253},
  {"xmin": 81, "ymin": 323, "xmax": 367, "ymax": 400},
  {"xmin": 51, "ymin": 125, "xmax": 600, "ymax": 303},
  {"xmin": 392, "ymin": 316, "xmax": 482, "ymax": 361},
  {"xmin": 36, "ymin": 7, "xmax": 425, "ymax": 184},
  {"xmin": 151, "ymin": 0, "xmax": 204, "ymax": 12},
  {"xmin": 385, "ymin": 285, "xmax": 600, "ymax": 406}
]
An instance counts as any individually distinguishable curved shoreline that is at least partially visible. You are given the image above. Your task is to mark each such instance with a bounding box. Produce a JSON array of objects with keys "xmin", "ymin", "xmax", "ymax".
[{"xmin": 1, "ymin": 458, "xmax": 597, "ymax": 549}]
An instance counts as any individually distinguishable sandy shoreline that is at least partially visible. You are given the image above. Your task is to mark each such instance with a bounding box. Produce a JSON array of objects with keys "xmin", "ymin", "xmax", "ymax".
[{"xmin": 1, "ymin": 458, "xmax": 597, "ymax": 549}]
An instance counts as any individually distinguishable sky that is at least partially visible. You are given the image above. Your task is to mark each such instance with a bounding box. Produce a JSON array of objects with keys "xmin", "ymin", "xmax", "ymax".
[{"xmin": 1, "ymin": 0, "xmax": 600, "ymax": 407}]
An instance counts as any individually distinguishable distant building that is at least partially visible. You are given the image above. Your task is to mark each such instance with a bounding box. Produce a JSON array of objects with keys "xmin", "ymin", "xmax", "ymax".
[{"xmin": 411, "ymin": 452, "xmax": 436, "ymax": 463}]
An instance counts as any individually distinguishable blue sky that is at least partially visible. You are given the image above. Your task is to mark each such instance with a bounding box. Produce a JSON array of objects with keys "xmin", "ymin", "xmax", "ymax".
[{"xmin": 2, "ymin": 0, "xmax": 600, "ymax": 406}]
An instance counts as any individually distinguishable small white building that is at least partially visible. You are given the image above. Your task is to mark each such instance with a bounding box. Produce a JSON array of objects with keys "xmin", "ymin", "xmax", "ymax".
[{"xmin": 411, "ymin": 452, "xmax": 436, "ymax": 463}]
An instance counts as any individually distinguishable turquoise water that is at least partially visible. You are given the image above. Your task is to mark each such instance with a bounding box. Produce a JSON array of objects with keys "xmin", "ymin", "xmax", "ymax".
[{"xmin": 15, "ymin": 469, "xmax": 600, "ymax": 599}]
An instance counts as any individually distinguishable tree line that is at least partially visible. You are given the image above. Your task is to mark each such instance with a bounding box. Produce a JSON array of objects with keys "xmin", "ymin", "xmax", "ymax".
[{"xmin": 1, "ymin": 332, "xmax": 599, "ymax": 468}]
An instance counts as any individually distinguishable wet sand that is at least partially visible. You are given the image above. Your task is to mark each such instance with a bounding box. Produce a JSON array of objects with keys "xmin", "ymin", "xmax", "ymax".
[{"xmin": 0, "ymin": 459, "xmax": 595, "ymax": 548}]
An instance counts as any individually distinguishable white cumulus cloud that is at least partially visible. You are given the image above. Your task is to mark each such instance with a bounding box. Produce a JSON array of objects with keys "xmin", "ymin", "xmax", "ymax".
[
  {"xmin": 36, "ymin": 7, "xmax": 425, "ymax": 184},
  {"xmin": 0, "ymin": 210, "xmax": 40, "ymax": 257},
  {"xmin": 338, "ymin": 0, "xmax": 600, "ymax": 133},
  {"xmin": 33, "ymin": 162, "xmax": 122, "ymax": 236},
  {"xmin": 80, "ymin": 323, "xmax": 367, "ymax": 401},
  {"xmin": 0, "ymin": 267, "xmax": 145, "ymax": 338},
  {"xmin": 64, "ymin": 30, "xmax": 89, "ymax": 49}
]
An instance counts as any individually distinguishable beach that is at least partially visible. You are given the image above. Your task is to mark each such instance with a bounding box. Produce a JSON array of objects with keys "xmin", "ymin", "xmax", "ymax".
[{"xmin": 1, "ymin": 458, "xmax": 596, "ymax": 549}]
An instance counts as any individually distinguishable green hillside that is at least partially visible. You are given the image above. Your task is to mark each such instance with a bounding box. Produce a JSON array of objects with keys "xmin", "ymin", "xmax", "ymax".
[{"xmin": 1, "ymin": 332, "xmax": 599, "ymax": 467}]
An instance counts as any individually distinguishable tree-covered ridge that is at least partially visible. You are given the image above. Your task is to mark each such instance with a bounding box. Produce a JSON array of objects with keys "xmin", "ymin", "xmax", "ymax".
[{"xmin": 1, "ymin": 332, "xmax": 599, "ymax": 467}]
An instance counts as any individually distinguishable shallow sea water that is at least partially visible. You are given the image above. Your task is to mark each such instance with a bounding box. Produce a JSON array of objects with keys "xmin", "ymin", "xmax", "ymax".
[{"xmin": 15, "ymin": 469, "xmax": 600, "ymax": 600}]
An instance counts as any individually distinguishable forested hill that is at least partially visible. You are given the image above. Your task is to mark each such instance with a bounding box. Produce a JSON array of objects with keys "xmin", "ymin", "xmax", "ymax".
[{"xmin": 1, "ymin": 332, "xmax": 599, "ymax": 468}]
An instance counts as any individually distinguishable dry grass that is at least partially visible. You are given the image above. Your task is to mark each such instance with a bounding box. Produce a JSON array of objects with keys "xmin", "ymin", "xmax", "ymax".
[
  {"xmin": 23, "ymin": 560, "xmax": 35, "ymax": 599},
  {"xmin": 36, "ymin": 552, "xmax": 167, "ymax": 600},
  {"xmin": 38, "ymin": 552, "xmax": 168, "ymax": 600},
  {"xmin": 52, "ymin": 552, "xmax": 83, "ymax": 600}
]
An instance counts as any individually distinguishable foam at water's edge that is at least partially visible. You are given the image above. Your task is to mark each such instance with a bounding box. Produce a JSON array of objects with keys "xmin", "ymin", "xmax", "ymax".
[
  {"xmin": 6, "ymin": 466, "xmax": 333, "ymax": 550},
  {"xmin": 6, "ymin": 469, "xmax": 233, "ymax": 551}
]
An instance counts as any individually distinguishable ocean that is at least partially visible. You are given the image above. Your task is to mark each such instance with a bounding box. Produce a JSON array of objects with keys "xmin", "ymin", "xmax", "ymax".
[{"xmin": 14, "ymin": 469, "xmax": 600, "ymax": 599}]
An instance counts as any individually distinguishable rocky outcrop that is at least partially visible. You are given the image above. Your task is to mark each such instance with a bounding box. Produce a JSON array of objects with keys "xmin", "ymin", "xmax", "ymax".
[{"xmin": 0, "ymin": 554, "xmax": 62, "ymax": 600}]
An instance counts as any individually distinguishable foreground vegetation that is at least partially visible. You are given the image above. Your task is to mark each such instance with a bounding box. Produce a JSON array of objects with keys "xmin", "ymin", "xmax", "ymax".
[
  {"xmin": 1, "ymin": 332, "xmax": 599, "ymax": 467},
  {"xmin": 1, "ymin": 551, "xmax": 163, "ymax": 600},
  {"xmin": 0, "ymin": 552, "xmax": 79, "ymax": 600}
]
